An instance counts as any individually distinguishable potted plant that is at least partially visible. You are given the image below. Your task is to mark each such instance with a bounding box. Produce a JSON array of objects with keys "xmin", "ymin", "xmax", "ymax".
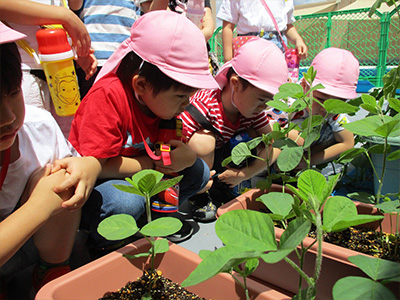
[
  {"xmin": 214, "ymin": 66, "xmax": 400, "ymax": 299},
  {"xmin": 36, "ymin": 170, "xmax": 292, "ymax": 300}
]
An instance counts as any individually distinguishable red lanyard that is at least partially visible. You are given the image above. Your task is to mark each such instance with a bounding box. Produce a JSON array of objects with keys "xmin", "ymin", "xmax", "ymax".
[{"xmin": 0, "ymin": 147, "xmax": 11, "ymax": 191}]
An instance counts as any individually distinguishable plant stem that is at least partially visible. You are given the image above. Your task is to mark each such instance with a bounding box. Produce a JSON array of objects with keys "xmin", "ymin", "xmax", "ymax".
[
  {"xmin": 230, "ymin": 272, "xmax": 249, "ymax": 300},
  {"xmin": 283, "ymin": 256, "xmax": 314, "ymax": 286},
  {"xmin": 313, "ymin": 211, "xmax": 323, "ymax": 291}
]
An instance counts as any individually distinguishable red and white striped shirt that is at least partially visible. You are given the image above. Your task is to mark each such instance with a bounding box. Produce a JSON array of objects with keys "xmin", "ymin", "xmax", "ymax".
[{"xmin": 179, "ymin": 89, "xmax": 269, "ymax": 149}]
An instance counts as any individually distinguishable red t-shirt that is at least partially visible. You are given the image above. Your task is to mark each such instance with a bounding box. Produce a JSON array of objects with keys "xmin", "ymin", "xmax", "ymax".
[
  {"xmin": 179, "ymin": 89, "xmax": 269, "ymax": 149},
  {"xmin": 69, "ymin": 74, "xmax": 160, "ymax": 158}
]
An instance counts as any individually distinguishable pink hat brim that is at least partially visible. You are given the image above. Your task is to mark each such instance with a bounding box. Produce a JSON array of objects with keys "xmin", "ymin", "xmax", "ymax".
[{"xmin": 0, "ymin": 22, "xmax": 26, "ymax": 44}]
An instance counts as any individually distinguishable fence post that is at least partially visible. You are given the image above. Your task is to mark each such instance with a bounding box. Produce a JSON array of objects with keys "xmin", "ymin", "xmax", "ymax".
[
  {"xmin": 325, "ymin": 12, "xmax": 332, "ymax": 48},
  {"xmin": 376, "ymin": 11, "xmax": 389, "ymax": 87}
]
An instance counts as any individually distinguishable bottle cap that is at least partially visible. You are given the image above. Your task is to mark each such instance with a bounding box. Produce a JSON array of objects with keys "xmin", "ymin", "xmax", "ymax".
[{"xmin": 36, "ymin": 28, "xmax": 71, "ymax": 54}]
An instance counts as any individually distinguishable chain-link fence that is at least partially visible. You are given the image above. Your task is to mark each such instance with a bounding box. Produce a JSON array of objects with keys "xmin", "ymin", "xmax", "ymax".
[{"xmin": 210, "ymin": 7, "xmax": 399, "ymax": 89}]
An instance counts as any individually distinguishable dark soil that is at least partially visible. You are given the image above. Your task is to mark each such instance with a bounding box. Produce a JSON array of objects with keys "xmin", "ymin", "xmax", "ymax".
[
  {"xmin": 99, "ymin": 270, "xmax": 206, "ymax": 300},
  {"xmin": 308, "ymin": 227, "xmax": 400, "ymax": 263}
]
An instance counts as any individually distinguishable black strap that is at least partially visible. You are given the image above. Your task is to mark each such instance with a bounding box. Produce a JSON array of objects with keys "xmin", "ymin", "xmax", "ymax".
[{"xmin": 185, "ymin": 104, "xmax": 223, "ymax": 139}]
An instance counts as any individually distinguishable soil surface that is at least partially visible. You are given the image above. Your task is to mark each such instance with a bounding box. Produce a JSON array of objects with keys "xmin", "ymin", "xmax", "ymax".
[
  {"xmin": 308, "ymin": 227, "xmax": 400, "ymax": 263},
  {"xmin": 99, "ymin": 270, "xmax": 206, "ymax": 300}
]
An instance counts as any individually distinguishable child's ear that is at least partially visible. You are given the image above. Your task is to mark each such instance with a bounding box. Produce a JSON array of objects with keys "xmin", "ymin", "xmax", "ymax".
[
  {"xmin": 131, "ymin": 75, "xmax": 148, "ymax": 95},
  {"xmin": 230, "ymin": 75, "xmax": 241, "ymax": 92}
]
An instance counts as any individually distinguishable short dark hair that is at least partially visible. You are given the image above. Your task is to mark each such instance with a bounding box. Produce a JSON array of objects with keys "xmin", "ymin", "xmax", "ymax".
[
  {"xmin": 116, "ymin": 51, "xmax": 196, "ymax": 96},
  {"xmin": 226, "ymin": 67, "xmax": 251, "ymax": 91},
  {"xmin": 0, "ymin": 42, "xmax": 22, "ymax": 96}
]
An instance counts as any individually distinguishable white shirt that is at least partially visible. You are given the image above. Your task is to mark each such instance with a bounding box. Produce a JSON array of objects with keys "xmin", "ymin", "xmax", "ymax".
[
  {"xmin": 0, "ymin": 105, "xmax": 76, "ymax": 220},
  {"xmin": 217, "ymin": 0, "xmax": 295, "ymax": 34}
]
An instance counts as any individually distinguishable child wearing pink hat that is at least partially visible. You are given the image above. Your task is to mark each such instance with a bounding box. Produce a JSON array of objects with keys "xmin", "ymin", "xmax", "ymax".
[
  {"xmin": 0, "ymin": 22, "xmax": 100, "ymax": 297},
  {"xmin": 69, "ymin": 10, "xmax": 218, "ymax": 246},
  {"xmin": 179, "ymin": 38, "xmax": 288, "ymax": 221},
  {"xmin": 288, "ymin": 47, "xmax": 360, "ymax": 171}
]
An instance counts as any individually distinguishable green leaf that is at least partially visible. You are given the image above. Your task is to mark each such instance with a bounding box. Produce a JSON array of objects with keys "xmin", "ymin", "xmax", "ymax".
[
  {"xmin": 388, "ymin": 97, "xmax": 400, "ymax": 113},
  {"xmin": 140, "ymin": 217, "xmax": 182, "ymax": 237},
  {"xmin": 274, "ymin": 82, "xmax": 304, "ymax": 100},
  {"xmin": 373, "ymin": 119, "xmax": 400, "ymax": 138},
  {"xmin": 97, "ymin": 214, "xmax": 139, "ymax": 241},
  {"xmin": 262, "ymin": 217, "xmax": 311, "ymax": 263},
  {"xmin": 297, "ymin": 170, "xmax": 326, "ymax": 206},
  {"xmin": 243, "ymin": 258, "xmax": 259, "ymax": 277},
  {"xmin": 323, "ymin": 196, "xmax": 384, "ymax": 232},
  {"xmin": 181, "ymin": 245, "xmax": 262, "ymax": 287},
  {"xmin": 375, "ymin": 200, "xmax": 400, "ymax": 213},
  {"xmin": 113, "ymin": 184, "xmax": 142, "ymax": 196},
  {"xmin": 137, "ymin": 173, "xmax": 157, "ymax": 195},
  {"xmin": 287, "ymin": 99, "xmax": 307, "ymax": 113},
  {"xmin": 333, "ymin": 277, "xmax": 396, "ymax": 300},
  {"xmin": 347, "ymin": 192, "xmax": 376, "ymax": 204},
  {"xmin": 257, "ymin": 192, "xmax": 294, "ymax": 219},
  {"xmin": 141, "ymin": 291, "xmax": 153, "ymax": 300},
  {"xmin": 153, "ymin": 238, "xmax": 170, "ymax": 254},
  {"xmin": 215, "ymin": 210, "xmax": 277, "ymax": 252},
  {"xmin": 344, "ymin": 115, "xmax": 391, "ymax": 137},
  {"xmin": 324, "ymin": 99, "xmax": 359, "ymax": 115},
  {"xmin": 387, "ymin": 149, "xmax": 400, "ymax": 161},
  {"xmin": 267, "ymin": 100, "xmax": 290, "ymax": 112},
  {"xmin": 348, "ymin": 255, "xmax": 400, "ymax": 281},
  {"xmin": 276, "ymin": 146, "xmax": 303, "ymax": 172},
  {"xmin": 149, "ymin": 175, "xmax": 183, "ymax": 197},
  {"xmin": 337, "ymin": 148, "xmax": 367, "ymax": 164},
  {"xmin": 231, "ymin": 142, "xmax": 252, "ymax": 165},
  {"xmin": 303, "ymin": 127, "xmax": 320, "ymax": 149}
]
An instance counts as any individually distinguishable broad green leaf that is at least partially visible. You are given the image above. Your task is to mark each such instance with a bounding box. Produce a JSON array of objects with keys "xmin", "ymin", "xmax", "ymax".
[
  {"xmin": 375, "ymin": 200, "xmax": 400, "ymax": 213},
  {"xmin": 142, "ymin": 291, "xmax": 153, "ymax": 300},
  {"xmin": 303, "ymin": 127, "xmax": 320, "ymax": 149},
  {"xmin": 324, "ymin": 99, "xmax": 359, "ymax": 115},
  {"xmin": 257, "ymin": 192, "xmax": 294, "ymax": 219},
  {"xmin": 388, "ymin": 149, "xmax": 400, "ymax": 161},
  {"xmin": 274, "ymin": 82, "xmax": 304, "ymax": 100},
  {"xmin": 297, "ymin": 170, "xmax": 326, "ymax": 205},
  {"xmin": 347, "ymin": 192, "xmax": 376, "ymax": 204},
  {"xmin": 97, "ymin": 214, "xmax": 139, "ymax": 240},
  {"xmin": 348, "ymin": 255, "xmax": 400, "ymax": 281},
  {"xmin": 273, "ymin": 137, "xmax": 299, "ymax": 149},
  {"xmin": 231, "ymin": 142, "xmax": 252, "ymax": 165},
  {"xmin": 333, "ymin": 277, "xmax": 396, "ymax": 300},
  {"xmin": 287, "ymin": 99, "xmax": 307, "ymax": 113},
  {"xmin": 276, "ymin": 146, "xmax": 303, "ymax": 172},
  {"xmin": 388, "ymin": 97, "xmax": 400, "ymax": 113},
  {"xmin": 243, "ymin": 258, "xmax": 259, "ymax": 277},
  {"xmin": 323, "ymin": 196, "xmax": 384, "ymax": 232},
  {"xmin": 149, "ymin": 175, "xmax": 183, "ymax": 197},
  {"xmin": 125, "ymin": 251, "xmax": 151, "ymax": 259},
  {"xmin": 344, "ymin": 115, "xmax": 391, "ymax": 137},
  {"xmin": 153, "ymin": 238, "xmax": 169, "ymax": 254},
  {"xmin": 137, "ymin": 173, "xmax": 157, "ymax": 195},
  {"xmin": 337, "ymin": 148, "xmax": 367, "ymax": 164},
  {"xmin": 181, "ymin": 245, "xmax": 263, "ymax": 287},
  {"xmin": 131, "ymin": 169, "xmax": 164, "ymax": 186},
  {"xmin": 300, "ymin": 115, "xmax": 324, "ymax": 131},
  {"xmin": 216, "ymin": 210, "xmax": 277, "ymax": 252},
  {"xmin": 140, "ymin": 217, "xmax": 182, "ymax": 237},
  {"xmin": 323, "ymin": 173, "xmax": 341, "ymax": 204},
  {"xmin": 262, "ymin": 217, "xmax": 311, "ymax": 263},
  {"xmin": 368, "ymin": 143, "xmax": 385, "ymax": 154},
  {"xmin": 374, "ymin": 119, "xmax": 400, "ymax": 138},
  {"xmin": 361, "ymin": 94, "xmax": 378, "ymax": 107},
  {"xmin": 113, "ymin": 183, "xmax": 142, "ymax": 196},
  {"xmin": 267, "ymin": 100, "xmax": 290, "ymax": 112}
]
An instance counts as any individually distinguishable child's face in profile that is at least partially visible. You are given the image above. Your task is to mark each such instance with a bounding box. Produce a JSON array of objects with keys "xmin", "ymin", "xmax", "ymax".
[
  {"xmin": 233, "ymin": 83, "xmax": 274, "ymax": 119},
  {"xmin": 310, "ymin": 90, "xmax": 345, "ymax": 117},
  {"xmin": 141, "ymin": 86, "xmax": 197, "ymax": 120},
  {"xmin": 0, "ymin": 86, "xmax": 25, "ymax": 152}
]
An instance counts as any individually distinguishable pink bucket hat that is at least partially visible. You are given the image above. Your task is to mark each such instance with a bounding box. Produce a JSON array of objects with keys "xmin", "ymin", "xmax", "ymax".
[
  {"xmin": 95, "ymin": 10, "xmax": 218, "ymax": 89},
  {"xmin": 0, "ymin": 22, "xmax": 26, "ymax": 44},
  {"xmin": 311, "ymin": 47, "xmax": 359, "ymax": 99},
  {"xmin": 215, "ymin": 38, "xmax": 288, "ymax": 95}
]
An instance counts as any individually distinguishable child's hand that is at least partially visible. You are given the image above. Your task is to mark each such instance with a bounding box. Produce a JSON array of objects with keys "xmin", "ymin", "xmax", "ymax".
[
  {"xmin": 76, "ymin": 49, "xmax": 98, "ymax": 80},
  {"xmin": 62, "ymin": 8, "xmax": 91, "ymax": 57},
  {"xmin": 218, "ymin": 168, "xmax": 248, "ymax": 188},
  {"xmin": 153, "ymin": 140, "xmax": 196, "ymax": 174},
  {"xmin": 296, "ymin": 39, "xmax": 308, "ymax": 60},
  {"xmin": 26, "ymin": 166, "xmax": 73, "ymax": 217},
  {"xmin": 51, "ymin": 156, "xmax": 101, "ymax": 210}
]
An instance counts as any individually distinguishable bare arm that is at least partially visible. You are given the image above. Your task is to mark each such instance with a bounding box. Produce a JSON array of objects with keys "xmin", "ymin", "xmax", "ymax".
[
  {"xmin": 0, "ymin": 167, "xmax": 72, "ymax": 267},
  {"xmin": 0, "ymin": 0, "xmax": 90, "ymax": 57},
  {"xmin": 221, "ymin": 20, "xmax": 235, "ymax": 62},
  {"xmin": 201, "ymin": 7, "xmax": 214, "ymax": 41},
  {"xmin": 285, "ymin": 24, "xmax": 308, "ymax": 59},
  {"xmin": 99, "ymin": 155, "xmax": 154, "ymax": 179}
]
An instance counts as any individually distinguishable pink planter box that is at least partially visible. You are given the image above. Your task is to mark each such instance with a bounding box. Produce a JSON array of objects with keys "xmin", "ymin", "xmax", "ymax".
[
  {"xmin": 217, "ymin": 187, "xmax": 399, "ymax": 300},
  {"xmin": 36, "ymin": 238, "xmax": 293, "ymax": 300}
]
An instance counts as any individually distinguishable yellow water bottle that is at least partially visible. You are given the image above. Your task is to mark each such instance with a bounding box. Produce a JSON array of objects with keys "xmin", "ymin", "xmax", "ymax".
[{"xmin": 36, "ymin": 28, "xmax": 81, "ymax": 116}]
